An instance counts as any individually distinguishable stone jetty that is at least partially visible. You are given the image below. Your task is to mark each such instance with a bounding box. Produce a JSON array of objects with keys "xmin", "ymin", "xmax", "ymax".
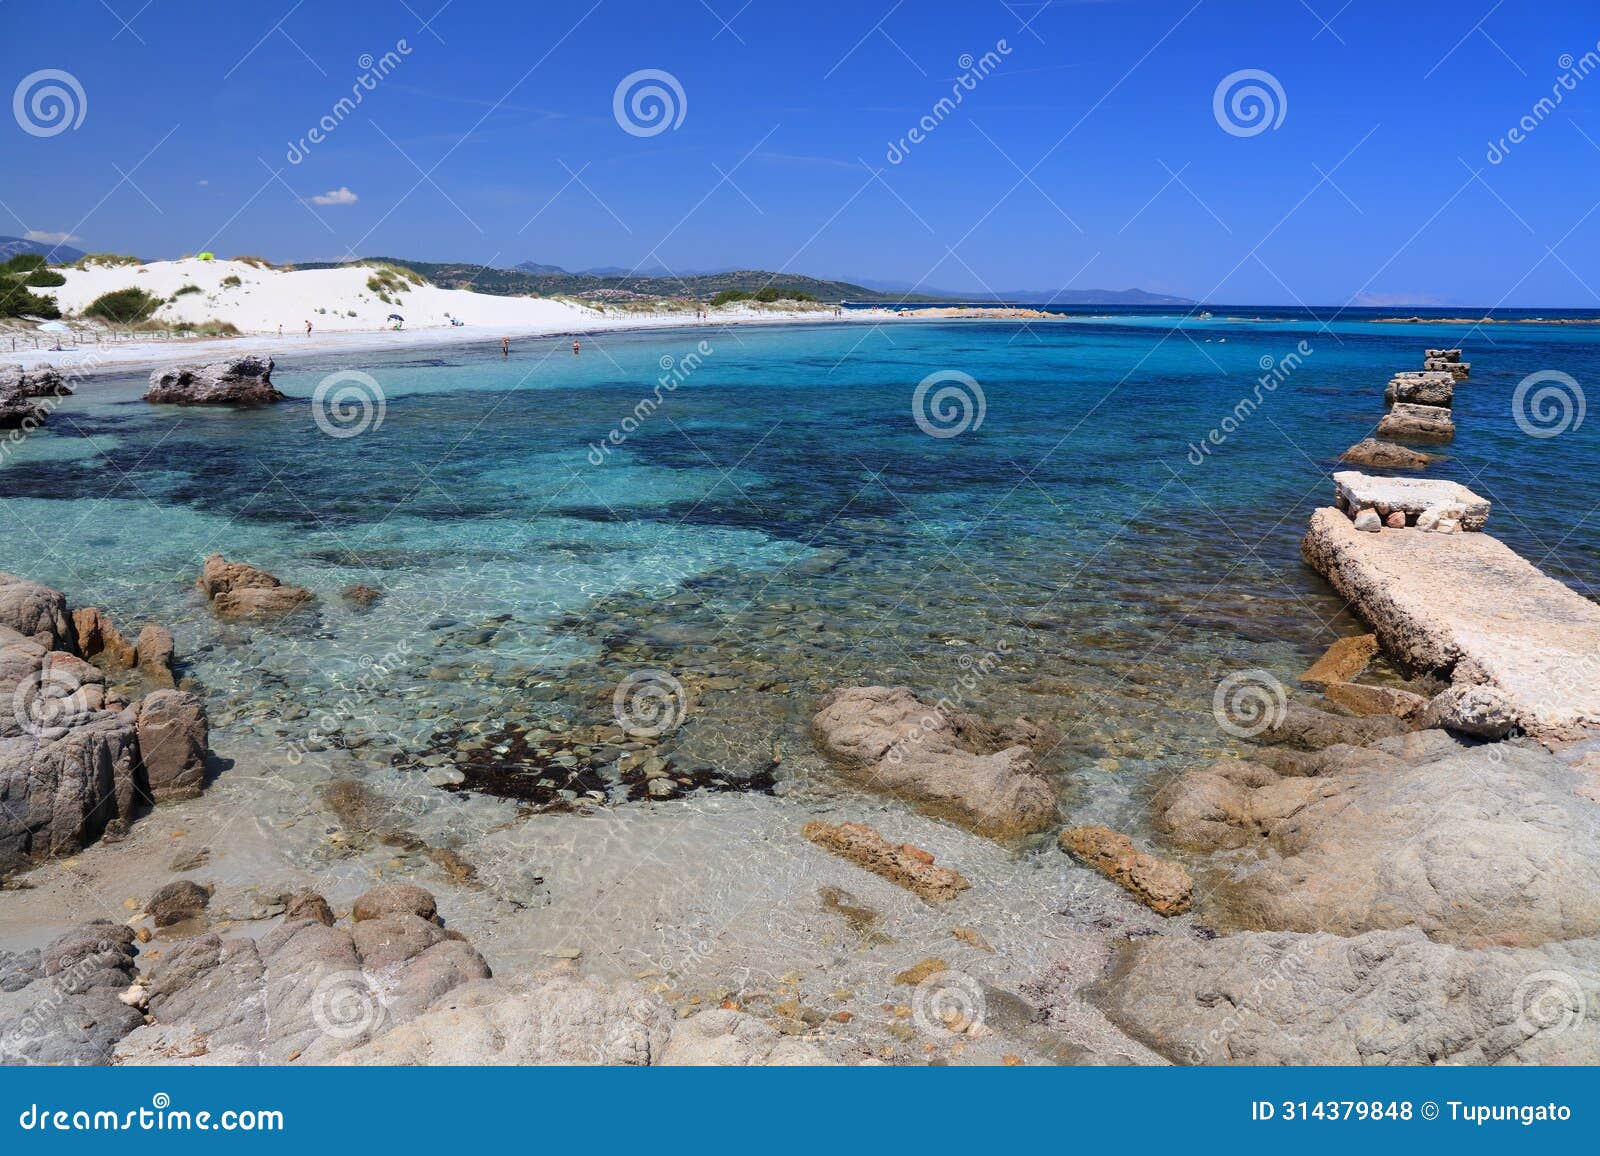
[
  {"xmin": 1302, "ymin": 507, "xmax": 1600, "ymax": 741},
  {"xmin": 1424, "ymin": 347, "xmax": 1470, "ymax": 380},
  {"xmin": 1307, "ymin": 346, "xmax": 1600, "ymax": 741}
]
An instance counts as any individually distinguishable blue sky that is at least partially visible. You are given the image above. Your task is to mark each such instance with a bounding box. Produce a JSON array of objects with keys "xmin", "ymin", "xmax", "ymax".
[{"xmin": 6, "ymin": 0, "xmax": 1600, "ymax": 304}]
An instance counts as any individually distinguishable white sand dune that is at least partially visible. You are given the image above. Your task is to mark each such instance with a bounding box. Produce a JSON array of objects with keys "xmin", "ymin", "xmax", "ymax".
[
  {"xmin": 48, "ymin": 257, "xmax": 605, "ymax": 334},
  {"xmin": 17, "ymin": 257, "xmax": 871, "ymax": 376}
]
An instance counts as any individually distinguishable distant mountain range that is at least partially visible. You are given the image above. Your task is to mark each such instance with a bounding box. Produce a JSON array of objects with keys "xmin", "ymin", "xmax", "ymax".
[
  {"xmin": 843, "ymin": 275, "xmax": 1194, "ymax": 306},
  {"xmin": 0, "ymin": 235, "xmax": 88, "ymax": 264},
  {"xmin": 393, "ymin": 257, "xmax": 1194, "ymax": 305}
]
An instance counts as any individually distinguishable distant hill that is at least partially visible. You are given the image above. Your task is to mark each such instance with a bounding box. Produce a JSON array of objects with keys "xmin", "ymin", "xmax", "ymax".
[
  {"xmin": 847, "ymin": 275, "xmax": 1194, "ymax": 306},
  {"xmin": 0, "ymin": 235, "xmax": 87, "ymax": 265},
  {"xmin": 300, "ymin": 257, "xmax": 910, "ymax": 303},
  {"xmin": 293, "ymin": 255, "xmax": 1192, "ymax": 306}
]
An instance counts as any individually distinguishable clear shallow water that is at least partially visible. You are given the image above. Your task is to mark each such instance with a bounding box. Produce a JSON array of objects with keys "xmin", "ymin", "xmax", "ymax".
[{"xmin": 4, "ymin": 314, "xmax": 1598, "ymax": 839}]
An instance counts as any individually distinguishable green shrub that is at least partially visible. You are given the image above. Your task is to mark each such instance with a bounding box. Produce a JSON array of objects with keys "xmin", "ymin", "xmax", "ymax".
[
  {"xmin": 0, "ymin": 275, "xmax": 61, "ymax": 319},
  {"xmin": 171, "ymin": 284, "xmax": 202, "ymax": 298},
  {"xmin": 754, "ymin": 286, "xmax": 815, "ymax": 303},
  {"xmin": 711, "ymin": 289, "xmax": 753, "ymax": 307},
  {"xmin": 73, "ymin": 253, "xmax": 141, "ymax": 269},
  {"xmin": 1, "ymin": 254, "xmax": 47, "ymax": 274},
  {"xmin": 84, "ymin": 287, "xmax": 163, "ymax": 324},
  {"xmin": 220, "ymin": 274, "xmax": 243, "ymax": 288},
  {"xmin": 25, "ymin": 268, "xmax": 66, "ymax": 287}
]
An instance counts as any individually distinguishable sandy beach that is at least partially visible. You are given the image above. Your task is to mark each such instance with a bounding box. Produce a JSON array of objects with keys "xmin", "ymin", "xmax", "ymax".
[{"xmin": 5, "ymin": 257, "xmax": 901, "ymax": 379}]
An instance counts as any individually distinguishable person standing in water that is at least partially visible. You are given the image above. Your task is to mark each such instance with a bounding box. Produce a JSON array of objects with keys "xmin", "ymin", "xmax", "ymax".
[
  {"xmin": 501, "ymin": 336, "xmax": 509, "ymax": 357},
  {"xmin": 572, "ymin": 340, "xmax": 580, "ymax": 355}
]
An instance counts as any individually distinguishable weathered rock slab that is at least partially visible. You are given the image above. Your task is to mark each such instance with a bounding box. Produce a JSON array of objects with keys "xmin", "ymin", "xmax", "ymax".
[
  {"xmin": 1333, "ymin": 471, "xmax": 1489, "ymax": 530},
  {"xmin": 802, "ymin": 819, "xmax": 970, "ymax": 903},
  {"xmin": 811, "ymin": 686, "xmax": 1056, "ymax": 839},
  {"xmin": 1376, "ymin": 402, "xmax": 1454, "ymax": 443},
  {"xmin": 1303, "ymin": 506, "xmax": 1600, "ymax": 740}
]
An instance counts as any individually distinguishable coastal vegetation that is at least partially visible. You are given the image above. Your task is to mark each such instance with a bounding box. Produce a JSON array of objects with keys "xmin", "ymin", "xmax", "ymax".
[
  {"xmin": 83, "ymin": 286, "xmax": 164, "ymax": 324},
  {"xmin": 0, "ymin": 254, "xmax": 62, "ymax": 318}
]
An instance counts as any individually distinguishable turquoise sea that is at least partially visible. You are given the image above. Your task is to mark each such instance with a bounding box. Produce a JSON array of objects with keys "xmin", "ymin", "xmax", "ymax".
[{"xmin": 3, "ymin": 311, "xmax": 1597, "ymax": 833}]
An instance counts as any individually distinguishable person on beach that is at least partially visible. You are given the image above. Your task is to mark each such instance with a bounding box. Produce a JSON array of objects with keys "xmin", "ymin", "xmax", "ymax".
[
  {"xmin": 501, "ymin": 336, "xmax": 510, "ymax": 357},
  {"xmin": 305, "ymin": 320, "xmax": 312, "ymax": 337},
  {"xmin": 277, "ymin": 323, "xmax": 283, "ymax": 337}
]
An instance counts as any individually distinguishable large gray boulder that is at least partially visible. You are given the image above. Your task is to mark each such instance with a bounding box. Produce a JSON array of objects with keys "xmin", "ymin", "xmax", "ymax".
[
  {"xmin": 0, "ymin": 573, "xmax": 75, "ymax": 650},
  {"xmin": 115, "ymin": 885, "xmax": 493, "ymax": 1065},
  {"xmin": 0, "ymin": 365, "xmax": 69, "ymax": 430},
  {"xmin": 0, "ymin": 922, "xmax": 144, "ymax": 1065},
  {"xmin": 811, "ymin": 685, "xmax": 1057, "ymax": 838},
  {"xmin": 0, "ymin": 575, "xmax": 212, "ymax": 874},
  {"xmin": 135, "ymin": 690, "xmax": 208, "ymax": 802},
  {"xmin": 1153, "ymin": 737, "xmax": 1600, "ymax": 946},
  {"xmin": 146, "ymin": 356, "xmax": 283, "ymax": 406},
  {"xmin": 1092, "ymin": 926, "xmax": 1600, "ymax": 1065},
  {"xmin": 331, "ymin": 972, "xmax": 673, "ymax": 1066}
]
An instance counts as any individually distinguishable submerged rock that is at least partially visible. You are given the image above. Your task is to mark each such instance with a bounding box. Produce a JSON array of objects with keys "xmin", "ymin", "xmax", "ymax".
[
  {"xmin": 802, "ymin": 819, "xmax": 971, "ymax": 903},
  {"xmin": 1058, "ymin": 825, "xmax": 1192, "ymax": 916},
  {"xmin": 146, "ymin": 356, "xmax": 284, "ymax": 405},
  {"xmin": 1376, "ymin": 401, "xmax": 1454, "ymax": 443},
  {"xmin": 811, "ymin": 685, "xmax": 1056, "ymax": 839},
  {"xmin": 147, "ymin": 879, "xmax": 212, "ymax": 927},
  {"xmin": 196, "ymin": 554, "xmax": 313, "ymax": 619},
  {"xmin": 1298, "ymin": 633, "xmax": 1377, "ymax": 688},
  {"xmin": 1339, "ymin": 438, "xmax": 1435, "ymax": 469},
  {"xmin": 661, "ymin": 1008, "xmax": 833, "ymax": 1065}
]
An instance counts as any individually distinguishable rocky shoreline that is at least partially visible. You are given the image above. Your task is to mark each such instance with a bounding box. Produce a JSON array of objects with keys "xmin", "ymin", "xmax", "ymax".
[{"xmin": 3, "ymin": 343, "xmax": 1599, "ymax": 1065}]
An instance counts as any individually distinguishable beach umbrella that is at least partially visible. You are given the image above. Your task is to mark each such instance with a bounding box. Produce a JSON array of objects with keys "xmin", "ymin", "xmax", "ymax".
[
  {"xmin": 387, "ymin": 314, "xmax": 404, "ymax": 321},
  {"xmin": 197, "ymin": 252, "xmax": 214, "ymax": 261}
]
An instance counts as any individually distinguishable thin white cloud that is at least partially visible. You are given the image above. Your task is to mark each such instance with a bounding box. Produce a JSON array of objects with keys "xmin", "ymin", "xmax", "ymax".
[
  {"xmin": 308, "ymin": 186, "xmax": 359, "ymax": 206},
  {"xmin": 23, "ymin": 230, "xmax": 81, "ymax": 244}
]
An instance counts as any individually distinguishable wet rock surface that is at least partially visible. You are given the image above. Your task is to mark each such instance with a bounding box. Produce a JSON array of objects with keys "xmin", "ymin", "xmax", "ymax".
[
  {"xmin": 0, "ymin": 922, "xmax": 143, "ymax": 1065},
  {"xmin": 196, "ymin": 554, "xmax": 313, "ymax": 619},
  {"xmin": 1093, "ymin": 927, "xmax": 1600, "ymax": 1065},
  {"xmin": 1155, "ymin": 734, "xmax": 1600, "ymax": 946},
  {"xmin": 811, "ymin": 686, "xmax": 1057, "ymax": 839},
  {"xmin": 146, "ymin": 357, "xmax": 284, "ymax": 406},
  {"xmin": 802, "ymin": 820, "xmax": 971, "ymax": 903}
]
